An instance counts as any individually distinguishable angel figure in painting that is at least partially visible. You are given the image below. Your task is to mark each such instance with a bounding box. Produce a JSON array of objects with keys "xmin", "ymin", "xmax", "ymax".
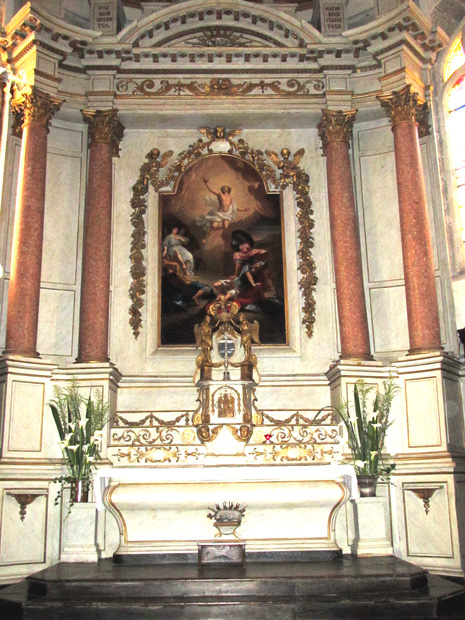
[
  {"xmin": 194, "ymin": 178, "xmax": 249, "ymax": 244},
  {"xmin": 162, "ymin": 226, "xmax": 195, "ymax": 275}
]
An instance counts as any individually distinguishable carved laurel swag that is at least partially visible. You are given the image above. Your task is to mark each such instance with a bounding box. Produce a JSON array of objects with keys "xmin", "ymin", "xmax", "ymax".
[{"xmin": 128, "ymin": 132, "xmax": 317, "ymax": 340}]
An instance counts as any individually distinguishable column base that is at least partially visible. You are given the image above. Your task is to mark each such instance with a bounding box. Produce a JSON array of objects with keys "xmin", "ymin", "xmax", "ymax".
[
  {"xmin": 407, "ymin": 346, "xmax": 444, "ymax": 356},
  {"xmin": 339, "ymin": 354, "xmax": 375, "ymax": 362},
  {"xmin": 2, "ymin": 349, "xmax": 40, "ymax": 358},
  {"xmin": 75, "ymin": 356, "xmax": 110, "ymax": 364}
]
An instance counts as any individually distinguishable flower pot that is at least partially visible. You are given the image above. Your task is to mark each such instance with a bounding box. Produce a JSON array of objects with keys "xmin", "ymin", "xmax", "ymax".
[
  {"xmin": 70, "ymin": 479, "xmax": 90, "ymax": 503},
  {"xmin": 357, "ymin": 475, "xmax": 377, "ymax": 497}
]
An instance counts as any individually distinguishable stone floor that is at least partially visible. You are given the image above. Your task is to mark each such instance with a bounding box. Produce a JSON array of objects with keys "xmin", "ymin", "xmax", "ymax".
[{"xmin": 0, "ymin": 555, "xmax": 464, "ymax": 619}]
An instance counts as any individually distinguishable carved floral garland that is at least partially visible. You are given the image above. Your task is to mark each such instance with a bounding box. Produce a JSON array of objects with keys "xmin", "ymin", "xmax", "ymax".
[{"xmin": 128, "ymin": 131, "xmax": 317, "ymax": 340}]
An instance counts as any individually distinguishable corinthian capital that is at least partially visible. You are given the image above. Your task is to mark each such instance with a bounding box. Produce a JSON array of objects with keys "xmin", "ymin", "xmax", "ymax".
[
  {"xmin": 378, "ymin": 85, "xmax": 430, "ymax": 136},
  {"xmin": 317, "ymin": 109, "xmax": 357, "ymax": 155},
  {"xmin": 81, "ymin": 109, "xmax": 125, "ymax": 157},
  {"xmin": 11, "ymin": 87, "xmax": 63, "ymax": 136}
]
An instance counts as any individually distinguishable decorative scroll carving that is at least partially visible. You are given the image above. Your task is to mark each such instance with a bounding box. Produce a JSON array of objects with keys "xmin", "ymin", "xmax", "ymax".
[
  {"xmin": 113, "ymin": 412, "xmax": 190, "ymax": 427},
  {"xmin": 128, "ymin": 128, "xmax": 316, "ymax": 339},
  {"xmin": 251, "ymin": 444, "xmax": 335, "ymax": 463},
  {"xmin": 116, "ymin": 77, "xmax": 325, "ymax": 98},
  {"xmin": 261, "ymin": 408, "xmax": 335, "ymax": 426},
  {"xmin": 11, "ymin": 87, "xmax": 63, "ymax": 136},
  {"xmin": 378, "ymin": 85, "xmax": 430, "ymax": 137},
  {"xmin": 183, "ymin": 27, "xmax": 265, "ymax": 48},
  {"xmin": 116, "ymin": 446, "xmax": 201, "ymax": 464},
  {"xmin": 255, "ymin": 425, "xmax": 338, "ymax": 444},
  {"xmin": 317, "ymin": 109, "xmax": 357, "ymax": 155},
  {"xmin": 81, "ymin": 109, "xmax": 125, "ymax": 157}
]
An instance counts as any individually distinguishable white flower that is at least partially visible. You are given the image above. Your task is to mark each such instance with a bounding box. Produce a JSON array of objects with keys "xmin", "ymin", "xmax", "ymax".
[
  {"xmin": 93, "ymin": 430, "xmax": 104, "ymax": 437},
  {"xmin": 58, "ymin": 439, "xmax": 69, "ymax": 448},
  {"xmin": 355, "ymin": 460, "xmax": 366, "ymax": 468},
  {"xmin": 370, "ymin": 450, "xmax": 379, "ymax": 458},
  {"xmin": 87, "ymin": 456, "xmax": 96, "ymax": 462},
  {"xmin": 79, "ymin": 419, "xmax": 88, "ymax": 429},
  {"xmin": 348, "ymin": 416, "xmax": 359, "ymax": 423},
  {"xmin": 370, "ymin": 423, "xmax": 382, "ymax": 429},
  {"xmin": 67, "ymin": 445, "xmax": 79, "ymax": 451}
]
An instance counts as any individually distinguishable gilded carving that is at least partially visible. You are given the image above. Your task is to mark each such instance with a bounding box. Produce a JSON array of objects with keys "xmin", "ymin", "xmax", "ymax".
[
  {"xmin": 378, "ymin": 85, "xmax": 430, "ymax": 136},
  {"xmin": 251, "ymin": 444, "xmax": 335, "ymax": 463},
  {"xmin": 128, "ymin": 129, "xmax": 317, "ymax": 340},
  {"xmin": 116, "ymin": 77, "xmax": 324, "ymax": 98},
  {"xmin": 113, "ymin": 412, "xmax": 190, "ymax": 427},
  {"xmin": 407, "ymin": 486, "xmax": 440, "ymax": 515},
  {"xmin": 116, "ymin": 446, "xmax": 201, "ymax": 464},
  {"xmin": 81, "ymin": 109, "xmax": 125, "ymax": 157},
  {"xmin": 11, "ymin": 86, "xmax": 63, "ymax": 135},
  {"xmin": 317, "ymin": 109, "xmax": 357, "ymax": 154}
]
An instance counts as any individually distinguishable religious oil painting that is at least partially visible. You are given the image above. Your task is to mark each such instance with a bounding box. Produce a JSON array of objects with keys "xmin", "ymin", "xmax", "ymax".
[{"xmin": 159, "ymin": 154, "xmax": 287, "ymax": 346}]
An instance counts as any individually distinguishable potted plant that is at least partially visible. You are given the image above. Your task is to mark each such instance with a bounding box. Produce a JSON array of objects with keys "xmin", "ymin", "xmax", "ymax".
[
  {"xmin": 49, "ymin": 380, "xmax": 109, "ymax": 507},
  {"xmin": 337, "ymin": 379, "xmax": 400, "ymax": 497}
]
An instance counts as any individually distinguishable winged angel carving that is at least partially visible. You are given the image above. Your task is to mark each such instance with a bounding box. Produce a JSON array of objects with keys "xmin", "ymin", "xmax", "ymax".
[{"xmin": 265, "ymin": 148, "xmax": 305, "ymax": 184}]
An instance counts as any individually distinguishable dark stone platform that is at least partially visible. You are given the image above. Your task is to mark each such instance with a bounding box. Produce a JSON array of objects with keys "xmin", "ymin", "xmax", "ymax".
[{"xmin": 0, "ymin": 555, "xmax": 464, "ymax": 619}]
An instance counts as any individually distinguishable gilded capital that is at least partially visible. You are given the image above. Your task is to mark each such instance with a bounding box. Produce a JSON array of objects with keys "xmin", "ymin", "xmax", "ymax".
[
  {"xmin": 81, "ymin": 109, "xmax": 125, "ymax": 157},
  {"xmin": 317, "ymin": 109, "xmax": 357, "ymax": 155},
  {"xmin": 11, "ymin": 87, "xmax": 63, "ymax": 135},
  {"xmin": 378, "ymin": 85, "xmax": 430, "ymax": 136}
]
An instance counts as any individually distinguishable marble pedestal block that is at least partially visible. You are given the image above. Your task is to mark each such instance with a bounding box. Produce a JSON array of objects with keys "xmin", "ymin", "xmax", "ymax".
[
  {"xmin": 98, "ymin": 465, "xmax": 356, "ymax": 559},
  {"xmin": 351, "ymin": 496, "xmax": 393, "ymax": 556},
  {"xmin": 60, "ymin": 500, "xmax": 100, "ymax": 563}
]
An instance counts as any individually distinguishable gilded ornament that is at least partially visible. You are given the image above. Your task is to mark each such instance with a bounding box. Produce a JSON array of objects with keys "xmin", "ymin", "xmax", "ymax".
[
  {"xmin": 81, "ymin": 109, "xmax": 125, "ymax": 156},
  {"xmin": 116, "ymin": 446, "xmax": 200, "ymax": 464},
  {"xmin": 317, "ymin": 109, "xmax": 357, "ymax": 155},
  {"xmin": 116, "ymin": 77, "xmax": 324, "ymax": 98},
  {"xmin": 128, "ymin": 129, "xmax": 316, "ymax": 339},
  {"xmin": 11, "ymin": 87, "xmax": 63, "ymax": 135},
  {"xmin": 378, "ymin": 85, "xmax": 430, "ymax": 136}
]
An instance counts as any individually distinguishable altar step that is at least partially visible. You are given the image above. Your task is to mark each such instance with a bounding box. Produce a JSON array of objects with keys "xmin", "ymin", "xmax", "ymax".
[{"xmin": 1, "ymin": 556, "xmax": 464, "ymax": 619}]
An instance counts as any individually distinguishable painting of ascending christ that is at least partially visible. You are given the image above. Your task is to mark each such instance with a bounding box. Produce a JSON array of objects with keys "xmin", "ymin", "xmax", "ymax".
[{"xmin": 160, "ymin": 154, "xmax": 287, "ymax": 346}]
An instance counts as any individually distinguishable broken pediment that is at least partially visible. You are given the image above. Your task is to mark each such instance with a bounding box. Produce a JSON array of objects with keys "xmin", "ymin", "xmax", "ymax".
[{"xmin": 119, "ymin": 0, "xmax": 324, "ymax": 49}]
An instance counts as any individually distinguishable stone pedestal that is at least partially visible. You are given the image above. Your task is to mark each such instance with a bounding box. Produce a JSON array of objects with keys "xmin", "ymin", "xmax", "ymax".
[
  {"xmin": 351, "ymin": 496, "xmax": 393, "ymax": 556},
  {"xmin": 0, "ymin": 356, "xmax": 57, "ymax": 462},
  {"xmin": 60, "ymin": 498, "xmax": 100, "ymax": 563}
]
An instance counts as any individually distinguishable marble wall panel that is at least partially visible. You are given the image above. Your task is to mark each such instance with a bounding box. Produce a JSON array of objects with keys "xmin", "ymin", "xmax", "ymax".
[
  {"xmin": 360, "ymin": 151, "xmax": 403, "ymax": 283},
  {"xmin": 42, "ymin": 153, "xmax": 82, "ymax": 286},
  {"xmin": 369, "ymin": 286, "xmax": 409, "ymax": 353},
  {"xmin": 0, "ymin": 490, "xmax": 48, "ymax": 565},
  {"xmin": 37, "ymin": 289, "xmax": 75, "ymax": 357},
  {"xmin": 443, "ymin": 377, "xmax": 464, "ymax": 447},
  {"xmin": 8, "ymin": 382, "xmax": 44, "ymax": 452},
  {"xmin": 403, "ymin": 483, "xmax": 453, "ymax": 558},
  {"xmin": 405, "ymin": 377, "xmax": 441, "ymax": 448}
]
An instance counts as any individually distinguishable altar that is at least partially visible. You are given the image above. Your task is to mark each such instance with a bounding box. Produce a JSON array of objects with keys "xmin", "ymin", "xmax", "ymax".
[{"xmin": 95, "ymin": 464, "xmax": 357, "ymax": 560}]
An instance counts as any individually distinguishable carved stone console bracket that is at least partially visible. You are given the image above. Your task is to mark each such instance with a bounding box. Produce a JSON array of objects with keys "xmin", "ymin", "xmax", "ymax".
[
  {"xmin": 128, "ymin": 126, "xmax": 316, "ymax": 341},
  {"xmin": 6, "ymin": 490, "xmax": 46, "ymax": 521},
  {"xmin": 407, "ymin": 486, "xmax": 441, "ymax": 515}
]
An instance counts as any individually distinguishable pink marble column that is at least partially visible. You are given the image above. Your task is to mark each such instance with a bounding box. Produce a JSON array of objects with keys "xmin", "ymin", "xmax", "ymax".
[
  {"xmin": 76, "ymin": 110, "xmax": 124, "ymax": 363},
  {"xmin": 4, "ymin": 88, "xmax": 62, "ymax": 357},
  {"xmin": 379, "ymin": 86, "xmax": 442, "ymax": 354},
  {"xmin": 318, "ymin": 110, "xmax": 372, "ymax": 360}
]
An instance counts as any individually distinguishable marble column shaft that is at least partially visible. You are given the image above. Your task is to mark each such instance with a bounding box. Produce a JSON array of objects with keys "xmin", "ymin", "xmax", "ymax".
[
  {"xmin": 318, "ymin": 110, "xmax": 372, "ymax": 360},
  {"xmin": 4, "ymin": 88, "xmax": 62, "ymax": 357},
  {"xmin": 379, "ymin": 87, "xmax": 441, "ymax": 353},
  {"xmin": 77, "ymin": 110, "xmax": 124, "ymax": 363}
]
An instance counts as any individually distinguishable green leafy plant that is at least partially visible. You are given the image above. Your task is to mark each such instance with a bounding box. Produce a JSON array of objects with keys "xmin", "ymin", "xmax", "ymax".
[
  {"xmin": 49, "ymin": 379, "xmax": 109, "ymax": 484},
  {"xmin": 337, "ymin": 379, "xmax": 400, "ymax": 477}
]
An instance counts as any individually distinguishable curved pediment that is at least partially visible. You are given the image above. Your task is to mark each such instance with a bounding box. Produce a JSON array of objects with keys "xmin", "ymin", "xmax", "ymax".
[{"xmin": 119, "ymin": 0, "xmax": 324, "ymax": 49}]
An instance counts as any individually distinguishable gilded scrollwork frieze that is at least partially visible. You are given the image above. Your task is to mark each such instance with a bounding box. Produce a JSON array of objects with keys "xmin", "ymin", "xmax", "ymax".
[
  {"xmin": 81, "ymin": 109, "xmax": 125, "ymax": 157},
  {"xmin": 116, "ymin": 446, "xmax": 201, "ymax": 464},
  {"xmin": 378, "ymin": 85, "xmax": 430, "ymax": 137},
  {"xmin": 128, "ymin": 128, "xmax": 317, "ymax": 340},
  {"xmin": 11, "ymin": 86, "xmax": 63, "ymax": 136},
  {"xmin": 317, "ymin": 109, "xmax": 357, "ymax": 154},
  {"xmin": 250, "ymin": 444, "xmax": 335, "ymax": 463},
  {"xmin": 116, "ymin": 77, "xmax": 325, "ymax": 98}
]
